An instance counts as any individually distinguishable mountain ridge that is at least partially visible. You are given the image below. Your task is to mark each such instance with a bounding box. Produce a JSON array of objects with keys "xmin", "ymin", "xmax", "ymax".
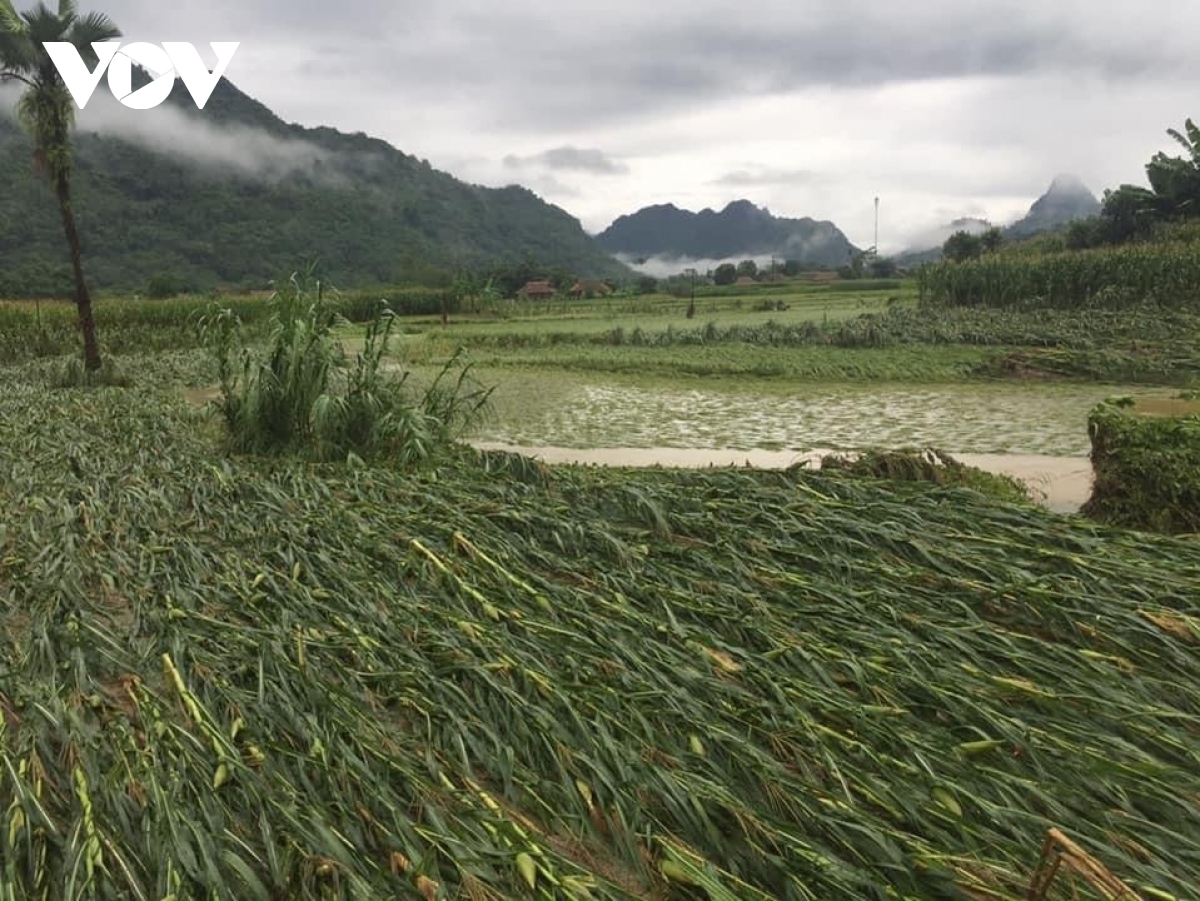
[
  {"xmin": 596, "ymin": 199, "xmax": 858, "ymax": 267},
  {"xmin": 0, "ymin": 74, "xmax": 631, "ymax": 295}
]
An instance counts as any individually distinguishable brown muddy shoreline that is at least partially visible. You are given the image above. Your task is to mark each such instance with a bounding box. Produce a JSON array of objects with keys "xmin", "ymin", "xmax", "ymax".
[{"xmin": 472, "ymin": 443, "xmax": 1093, "ymax": 514}]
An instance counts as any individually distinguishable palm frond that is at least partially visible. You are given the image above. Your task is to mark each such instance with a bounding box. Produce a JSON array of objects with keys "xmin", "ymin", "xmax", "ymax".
[
  {"xmin": 20, "ymin": 4, "xmax": 70, "ymax": 43},
  {"xmin": 56, "ymin": 0, "xmax": 76, "ymax": 23},
  {"xmin": 68, "ymin": 9, "xmax": 119, "ymax": 49},
  {"xmin": 1166, "ymin": 119, "xmax": 1200, "ymax": 164},
  {"xmin": 0, "ymin": 27, "xmax": 37, "ymax": 78},
  {"xmin": 0, "ymin": 0, "xmax": 24, "ymax": 34},
  {"xmin": 1167, "ymin": 128, "xmax": 1190, "ymax": 154}
]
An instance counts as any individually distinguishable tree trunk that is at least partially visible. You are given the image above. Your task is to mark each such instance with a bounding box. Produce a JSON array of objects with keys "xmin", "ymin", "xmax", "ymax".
[{"xmin": 54, "ymin": 170, "xmax": 101, "ymax": 371}]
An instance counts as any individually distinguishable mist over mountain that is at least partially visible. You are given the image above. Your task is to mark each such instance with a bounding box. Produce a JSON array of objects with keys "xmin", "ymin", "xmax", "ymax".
[
  {"xmin": 1007, "ymin": 173, "xmax": 1102, "ymax": 238},
  {"xmin": 0, "ymin": 75, "xmax": 629, "ymax": 295},
  {"xmin": 891, "ymin": 218, "xmax": 990, "ymax": 265},
  {"xmin": 596, "ymin": 200, "xmax": 858, "ymax": 271},
  {"xmin": 896, "ymin": 175, "xmax": 1102, "ymax": 264}
]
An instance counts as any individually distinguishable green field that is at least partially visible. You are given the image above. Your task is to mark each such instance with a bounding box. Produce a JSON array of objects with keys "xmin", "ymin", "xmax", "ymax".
[{"xmin": 384, "ymin": 286, "xmax": 906, "ymax": 342}]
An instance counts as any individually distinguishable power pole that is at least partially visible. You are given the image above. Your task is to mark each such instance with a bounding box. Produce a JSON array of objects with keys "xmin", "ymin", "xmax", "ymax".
[{"xmin": 874, "ymin": 197, "xmax": 880, "ymax": 256}]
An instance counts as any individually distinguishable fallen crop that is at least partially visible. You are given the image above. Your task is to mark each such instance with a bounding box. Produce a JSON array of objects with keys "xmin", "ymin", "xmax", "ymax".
[{"xmin": 0, "ymin": 361, "xmax": 1197, "ymax": 899}]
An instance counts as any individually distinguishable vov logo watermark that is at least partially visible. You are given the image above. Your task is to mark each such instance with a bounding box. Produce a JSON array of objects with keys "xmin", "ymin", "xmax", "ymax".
[{"xmin": 42, "ymin": 42, "xmax": 240, "ymax": 110}]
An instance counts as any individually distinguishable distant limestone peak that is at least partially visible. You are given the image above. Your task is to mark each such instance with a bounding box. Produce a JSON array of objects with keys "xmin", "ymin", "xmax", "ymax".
[
  {"xmin": 1009, "ymin": 173, "xmax": 1100, "ymax": 237},
  {"xmin": 1045, "ymin": 173, "xmax": 1095, "ymax": 198}
]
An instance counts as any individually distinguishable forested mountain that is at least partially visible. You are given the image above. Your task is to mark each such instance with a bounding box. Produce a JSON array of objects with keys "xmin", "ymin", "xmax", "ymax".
[
  {"xmin": 0, "ymin": 75, "xmax": 630, "ymax": 295},
  {"xmin": 597, "ymin": 200, "xmax": 857, "ymax": 267}
]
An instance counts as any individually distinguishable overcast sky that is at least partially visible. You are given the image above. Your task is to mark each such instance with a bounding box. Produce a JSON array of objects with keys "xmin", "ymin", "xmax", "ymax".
[{"xmin": 36, "ymin": 1, "xmax": 1200, "ymax": 250}]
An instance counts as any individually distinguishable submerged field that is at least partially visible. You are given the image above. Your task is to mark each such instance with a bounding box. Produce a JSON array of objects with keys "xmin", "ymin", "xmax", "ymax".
[
  {"xmin": 434, "ymin": 368, "xmax": 1161, "ymax": 456},
  {"xmin": 356, "ymin": 294, "xmax": 1194, "ymax": 460},
  {"xmin": 1, "ymin": 354, "xmax": 1199, "ymax": 900}
]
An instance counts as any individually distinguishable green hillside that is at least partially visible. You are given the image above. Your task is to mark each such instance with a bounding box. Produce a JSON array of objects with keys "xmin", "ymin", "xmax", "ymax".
[{"xmin": 0, "ymin": 76, "xmax": 631, "ymax": 295}]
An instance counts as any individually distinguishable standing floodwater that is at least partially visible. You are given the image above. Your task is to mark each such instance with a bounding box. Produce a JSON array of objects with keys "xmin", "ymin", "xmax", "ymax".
[{"xmin": 462, "ymin": 370, "xmax": 1161, "ymax": 457}]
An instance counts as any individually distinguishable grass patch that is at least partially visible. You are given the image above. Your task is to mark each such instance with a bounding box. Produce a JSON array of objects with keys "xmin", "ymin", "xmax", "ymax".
[
  {"xmin": 199, "ymin": 274, "xmax": 491, "ymax": 463},
  {"xmin": 1080, "ymin": 396, "xmax": 1200, "ymax": 533},
  {"xmin": 49, "ymin": 357, "xmax": 133, "ymax": 389}
]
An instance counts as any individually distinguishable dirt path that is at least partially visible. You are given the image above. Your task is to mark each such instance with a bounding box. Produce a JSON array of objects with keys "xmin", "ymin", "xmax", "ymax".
[{"xmin": 472, "ymin": 443, "xmax": 1094, "ymax": 514}]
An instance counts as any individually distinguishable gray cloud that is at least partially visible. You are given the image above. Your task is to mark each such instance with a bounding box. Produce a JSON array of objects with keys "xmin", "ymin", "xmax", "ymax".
[
  {"xmin": 90, "ymin": 1, "xmax": 1200, "ymax": 134},
  {"xmin": 712, "ymin": 167, "xmax": 817, "ymax": 187},
  {"xmin": 504, "ymin": 146, "xmax": 629, "ymax": 175},
  {"xmin": 8, "ymin": 1, "xmax": 1200, "ymax": 250}
]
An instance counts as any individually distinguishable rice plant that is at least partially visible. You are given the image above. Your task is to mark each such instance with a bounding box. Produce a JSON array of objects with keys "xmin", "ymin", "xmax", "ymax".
[{"xmin": 0, "ymin": 358, "xmax": 1197, "ymax": 900}]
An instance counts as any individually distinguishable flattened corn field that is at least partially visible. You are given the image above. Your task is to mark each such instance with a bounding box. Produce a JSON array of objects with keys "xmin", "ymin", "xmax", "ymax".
[{"xmin": 1, "ymin": 360, "xmax": 1199, "ymax": 901}]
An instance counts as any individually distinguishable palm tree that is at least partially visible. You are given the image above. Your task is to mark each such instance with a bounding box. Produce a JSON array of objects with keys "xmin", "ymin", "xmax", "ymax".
[
  {"xmin": 1147, "ymin": 118, "xmax": 1200, "ymax": 219},
  {"xmin": 1166, "ymin": 118, "xmax": 1200, "ymax": 165},
  {"xmin": 0, "ymin": 0, "xmax": 119, "ymax": 371}
]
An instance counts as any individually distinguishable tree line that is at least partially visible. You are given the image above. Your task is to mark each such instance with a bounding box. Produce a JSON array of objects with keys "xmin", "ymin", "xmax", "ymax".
[{"xmin": 1065, "ymin": 119, "xmax": 1200, "ymax": 248}]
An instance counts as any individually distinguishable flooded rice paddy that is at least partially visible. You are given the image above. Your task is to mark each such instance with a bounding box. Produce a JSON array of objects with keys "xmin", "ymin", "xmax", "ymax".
[
  {"xmin": 448, "ymin": 369, "xmax": 1168, "ymax": 513},
  {"xmin": 469, "ymin": 369, "xmax": 1160, "ymax": 457},
  {"xmin": 186, "ymin": 365, "xmax": 1166, "ymax": 513}
]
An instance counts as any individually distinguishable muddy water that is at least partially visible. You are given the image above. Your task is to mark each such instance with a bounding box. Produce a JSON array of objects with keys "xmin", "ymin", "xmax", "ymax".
[
  {"xmin": 472, "ymin": 443, "xmax": 1094, "ymax": 514},
  {"xmin": 457, "ymin": 372, "xmax": 1152, "ymax": 512},
  {"xmin": 186, "ymin": 368, "xmax": 1143, "ymax": 512},
  {"xmin": 470, "ymin": 373, "xmax": 1160, "ymax": 457}
]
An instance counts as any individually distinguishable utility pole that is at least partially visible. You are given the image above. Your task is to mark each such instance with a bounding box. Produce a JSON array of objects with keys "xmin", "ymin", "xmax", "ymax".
[{"xmin": 874, "ymin": 197, "xmax": 880, "ymax": 256}]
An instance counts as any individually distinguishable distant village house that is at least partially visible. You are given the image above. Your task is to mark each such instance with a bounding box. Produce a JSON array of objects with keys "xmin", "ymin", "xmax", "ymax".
[
  {"xmin": 517, "ymin": 280, "xmax": 556, "ymax": 300},
  {"xmin": 568, "ymin": 279, "xmax": 613, "ymax": 298}
]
